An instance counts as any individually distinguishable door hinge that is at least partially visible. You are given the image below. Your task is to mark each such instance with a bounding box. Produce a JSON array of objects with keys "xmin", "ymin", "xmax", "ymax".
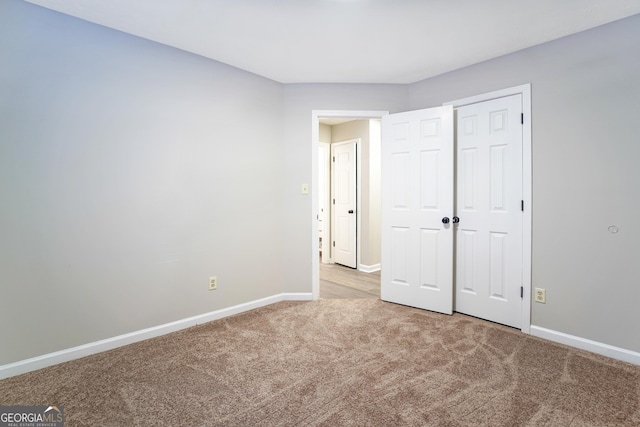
[
  {"xmin": 521, "ymin": 113, "xmax": 524, "ymax": 124},
  {"xmin": 521, "ymin": 200, "xmax": 524, "ymax": 211},
  {"xmin": 333, "ymin": 241, "xmax": 335, "ymax": 247},
  {"xmin": 520, "ymin": 286, "xmax": 524, "ymax": 298},
  {"xmin": 333, "ymin": 198, "xmax": 335, "ymax": 205},
  {"xmin": 332, "ymin": 156, "xmax": 335, "ymax": 162}
]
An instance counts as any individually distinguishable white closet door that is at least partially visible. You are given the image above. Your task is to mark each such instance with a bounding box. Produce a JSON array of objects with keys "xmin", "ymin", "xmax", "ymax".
[
  {"xmin": 381, "ymin": 106, "xmax": 454, "ymax": 314},
  {"xmin": 455, "ymin": 94, "xmax": 524, "ymax": 328}
]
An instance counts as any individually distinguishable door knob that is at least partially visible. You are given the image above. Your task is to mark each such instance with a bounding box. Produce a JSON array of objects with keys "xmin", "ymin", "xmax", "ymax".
[
  {"xmin": 452, "ymin": 216, "xmax": 460, "ymax": 223},
  {"xmin": 348, "ymin": 210, "xmax": 354, "ymax": 214},
  {"xmin": 442, "ymin": 217, "xmax": 450, "ymax": 224}
]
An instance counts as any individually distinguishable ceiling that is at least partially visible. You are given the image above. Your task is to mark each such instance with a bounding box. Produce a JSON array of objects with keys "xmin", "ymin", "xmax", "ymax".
[{"xmin": 24, "ymin": 0, "xmax": 640, "ymax": 84}]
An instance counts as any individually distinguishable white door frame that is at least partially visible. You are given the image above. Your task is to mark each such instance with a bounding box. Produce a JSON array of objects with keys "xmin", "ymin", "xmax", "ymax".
[
  {"xmin": 444, "ymin": 83, "xmax": 532, "ymax": 334},
  {"xmin": 312, "ymin": 110, "xmax": 389, "ymax": 300}
]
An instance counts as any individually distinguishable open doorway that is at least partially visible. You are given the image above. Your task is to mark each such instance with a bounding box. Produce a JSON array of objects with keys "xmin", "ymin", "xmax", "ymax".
[{"xmin": 312, "ymin": 110, "xmax": 388, "ymax": 300}]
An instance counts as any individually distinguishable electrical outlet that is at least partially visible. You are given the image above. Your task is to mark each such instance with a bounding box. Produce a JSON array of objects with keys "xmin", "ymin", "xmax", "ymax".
[
  {"xmin": 209, "ymin": 276, "xmax": 217, "ymax": 291},
  {"xmin": 534, "ymin": 288, "xmax": 546, "ymax": 304}
]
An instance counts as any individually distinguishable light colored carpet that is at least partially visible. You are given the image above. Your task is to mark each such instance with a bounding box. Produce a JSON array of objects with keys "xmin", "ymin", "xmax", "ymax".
[{"xmin": 1, "ymin": 299, "xmax": 639, "ymax": 426}]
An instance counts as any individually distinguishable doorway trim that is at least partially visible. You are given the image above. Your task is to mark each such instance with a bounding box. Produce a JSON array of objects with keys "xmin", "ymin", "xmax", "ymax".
[
  {"xmin": 312, "ymin": 110, "xmax": 388, "ymax": 300},
  {"xmin": 444, "ymin": 83, "xmax": 532, "ymax": 334}
]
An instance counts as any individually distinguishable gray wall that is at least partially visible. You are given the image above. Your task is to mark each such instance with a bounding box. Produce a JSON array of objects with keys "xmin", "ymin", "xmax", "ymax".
[
  {"xmin": 407, "ymin": 14, "xmax": 640, "ymax": 353},
  {"xmin": 0, "ymin": 1, "xmax": 284, "ymax": 365}
]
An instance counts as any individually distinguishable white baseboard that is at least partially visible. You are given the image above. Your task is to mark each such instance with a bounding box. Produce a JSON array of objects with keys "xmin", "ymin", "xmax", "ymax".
[
  {"xmin": 530, "ymin": 325, "xmax": 640, "ymax": 366},
  {"xmin": 283, "ymin": 292, "xmax": 314, "ymax": 301},
  {"xmin": 0, "ymin": 292, "xmax": 313, "ymax": 380},
  {"xmin": 359, "ymin": 263, "xmax": 381, "ymax": 273}
]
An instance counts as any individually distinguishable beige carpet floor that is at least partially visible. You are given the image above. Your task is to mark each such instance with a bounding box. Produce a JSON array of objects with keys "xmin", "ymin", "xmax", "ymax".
[{"xmin": 1, "ymin": 299, "xmax": 639, "ymax": 426}]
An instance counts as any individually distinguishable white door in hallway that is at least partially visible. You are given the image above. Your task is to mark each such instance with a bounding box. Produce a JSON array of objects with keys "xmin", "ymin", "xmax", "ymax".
[
  {"xmin": 380, "ymin": 106, "xmax": 454, "ymax": 314},
  {"xmin": 455, "ymin": 94, "xmax": 523, "ymax": 328},
  {"xmin": 332, "ymin": 140, "xmax": 357, "ymax": 268}
]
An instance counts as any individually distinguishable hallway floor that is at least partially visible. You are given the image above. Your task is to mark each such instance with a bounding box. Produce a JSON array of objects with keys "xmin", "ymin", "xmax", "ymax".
[{"xmin": 319, "ymin": 261, "xmax": 380, "ymax": 299}]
